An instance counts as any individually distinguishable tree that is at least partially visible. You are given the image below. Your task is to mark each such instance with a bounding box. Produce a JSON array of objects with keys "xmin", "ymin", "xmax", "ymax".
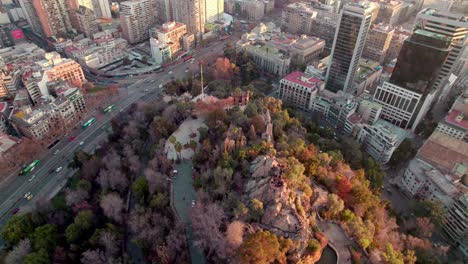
[
  {"xmin": 65, "ymin": 223, "xmax": 80, "ymax": 243},
  {"xmin": 362, "ymin": 157, "xmax": 384, "ymax": 191},
  {"xmin": 31, "ymin": 224, "xmax": 58, "ymax": 252},
  {"xmin": 2, "ymin": 215, "xmax": 34, "ymax": 245},
  {"xmin": 336, "ymin": 175, "xmax": 352, "ymax": 202},
  {"xmin": 412, "ymin": 200, "xmax": 445, "ymax": 227},
  {"xmin": 24, "ymin": 248, "xmax": 49, "ymax": 264},
  {"xmin": 75, "ymin": 210, "xmax": 95, "ymax": 230},
  {"xmin": 226, "ymin": 221, "xmax": 245, "ymax": 251},
  {"xmin": 325, "ymin": 194, "xmax": 344, "ymax": 219},
  {"xmin": 100, "ymin": 193, "xmax": 124, "ymax": 223},
  {"xmin": 382, "ymin": 243, "xmax": 405, "ymax": 264},
  {"xmin": 307, "ymin": 239, "xmax": 320, "ymax": 252},
  {"xmin": 132, "ymin": 177, "xmax": 149, "ymax": 205},
  {"xmin": 81, "ymin": 249, "xmax": 107, "ymax": 264},
  {"xmin": 236, "ymin": 231, "xmax": 283, "ymax": 264},
  {"xmin": 4, "ymin": 239, "xmax": 31, "ymax": 264},
  {"xmin": 415, "ymin": 217, "xmax": 434, "ymax": 238},
  {"xmin": 174, "ymin": 141, "xmax": 182, "ymax": 160},
  {"xmin": 249, "ymin": 198, "xmax": 264, "ymax": 222},
  {"xmin": 234, "ymin": 202, "xmax": 249, "ymax": 219}
]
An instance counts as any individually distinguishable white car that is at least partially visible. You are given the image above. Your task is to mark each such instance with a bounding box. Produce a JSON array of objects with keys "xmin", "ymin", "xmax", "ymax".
[
  {"xmin": 24, "ymin": 192, "xmax": 31, "ymax": 199},
  {"xmin": 159, "ymin": 84, "xmax": 163, "ymax": 89},
  {"xmin": 79, "ymin": 141, "xmax": 84, "ymax": 146},
  {"xmin": 185, "ymin": 69, "xmax": 189, "ymax": 73},
  {"xmin": 53, "ymin": 150, "xmax": 60, "ymax": 155},
  {"xmin": 28, "ymin": 174, "xmax": 36, "ymax": 182},
  {"xmin": 55, "ymin": 167, "xmax": 63, "ymax": 173},
  {"xmin": 168, "ymin": 71, "xmax": 173, "ymax": 74},
  {"xmin": 191, "ymin": 200, "xmax": 196, "ymax": 207}
]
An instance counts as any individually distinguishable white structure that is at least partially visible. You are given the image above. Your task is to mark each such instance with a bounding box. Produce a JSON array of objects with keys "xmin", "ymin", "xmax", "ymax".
[
  {"xmin": 325, "ymin": 1, "xmax": 377, "ymax": 94},
  {"xmin": 150, "ymin": 38, "xmax": 171, "ymax": 64},
  {"xmin": 279, "ymin": 71, "xmax": 323, "ymax": 111},
  {"xmin": 355, "ymin": 119, "xmax": 407, "ymax": 164},
  {"xmin": 373, "ymin": 81, "xmax": 435, "ymax": 131},
  {"xmin": 94, "ymin": 0, "xmax": 112, "ymax": 18}
]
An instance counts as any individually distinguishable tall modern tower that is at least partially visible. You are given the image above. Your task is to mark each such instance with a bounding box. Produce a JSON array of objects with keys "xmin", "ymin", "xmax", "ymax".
[
  {"xmin": 205, "ymin": 0, "xmax": 223, "ymax": 23},
  {"xmin": 18, "ymin": 0, "xmax": 44, "ymax": 36},
  {"xmin": 415, "ymin": 8, "xmax": 468, "ymax": 96},
  {"xmin": 33, "ymin": 0, "xmax": 73, "ymax": 38},
  {"xmin": 325, "ymin": 1, "xmax": 377, "ymax": 94},
  {"xmin": 374, "ymin": 29, "xmax": 451, "ymax": 130},
  {"xmin": 120, "ymin": 0, "xmax": 155, "ymax": 44}
]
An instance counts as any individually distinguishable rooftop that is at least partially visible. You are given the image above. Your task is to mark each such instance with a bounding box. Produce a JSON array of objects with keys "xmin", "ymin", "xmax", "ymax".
[
  {"xmin": 418, "ymin": 132, "xmax": 468, "ymax": 174},
  {"xmin": 414, "ymin": 29, "xmax": 450, "ymax": 41},
  {"xmin": 157, "ymin": 22, "xmax": 186, "ymax": 33},
  {"xmin": 445, "ymin": 110, "xmax": 468, "ymax": 130},
  {"xmin": 282, "ymin": 71, "xmax": 323, "ymax": 89},
  {"xmin": 420, "ymin": 8, "xmax": 468, "ymax": 23}
]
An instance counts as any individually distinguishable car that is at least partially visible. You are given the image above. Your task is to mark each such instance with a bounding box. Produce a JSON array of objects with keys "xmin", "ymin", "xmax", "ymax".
[
  {"xmin": 173, "ymin": 169, "xmax": 178, "ymax": 174},
  {"xmin": 55, "ymin": 167, "xmax": 63, "ymax": 173},
  {"xmin": 191, "ymin": 200, "xmax": 196, "ymax": 207},
  {"xmin": 79, "ymin": 141, "xmax": 84, "ymax": 146},
  {"xmin": 53, "ymin": 149, "xmax": 60, "ymax": 155},
  {"xmin": 24, "ymin": 192, "xmax": 31, "ymax": 199},
  {"xmin": 168, "ymin": 71, "xmax": 173, "ymax": 74},
  {"xmin": 185, "ymin": 69, "xmax": 189, "ymax": 73},
  {"xmin": 69, "ymin": 136, "xmax": 76, "ymax": 142},
  {"xmin": 145, "ymin": 89, "xmax": 149, "ymax": 92},
  {"xmin": 159, "ymin": 84, "xmax": 163, "ymax": 89},
  {"xmin": 26, "ymin": 194, "xmax": 33, "ymax": 201},
  {"xmin": 28, "ymin": 174, "xmax": 36, "ymax": 182},
  {"xmin": 11, "ymin": 208, "xmax": 19, "ymax": 214},
  {"xmin": 119, "ymin": 109, "xmax": 124, "ymax": 113}
]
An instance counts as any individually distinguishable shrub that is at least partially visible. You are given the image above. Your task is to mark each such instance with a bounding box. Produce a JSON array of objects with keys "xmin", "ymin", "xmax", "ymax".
[{"xmin": 307, "ymin": 239, "xmax": 320, "ymax": 252}]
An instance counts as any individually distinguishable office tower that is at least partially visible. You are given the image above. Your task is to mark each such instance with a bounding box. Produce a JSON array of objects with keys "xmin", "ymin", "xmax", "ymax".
[
  {"xmin": 156, "ymin": 0, "xmax": 172, "ymax": 23},
  {"xmin": 33, "ymin": 0, "xmax": 73, "ymax": 38},
  {"xmin": 385, "ymin": 27, "xmax": 411, "ymax": 63},
  {"xmin": 120, "ymin": 0, "xmax": 155, "ymax": 44},
  {"xmin": 205, "ymin": 0, "xmax": 223, "ymax": 23},
  {"xmin": 376, "ymin": 0, "xmax": 402, "ymax": 26},
  {"xmin": 374, "ymin": 29, "xmax": 451, "ymax": 130},
  {"xmin": 18, "ymin": 0, "xmax": 45, "ymax": 36},
  {"xmin": 325, "ymin": 1, "xmax": 377, "ymax": 94},
  {"xmin": 76, "ymin": 6, "xmax": 98, "ymax": 37},
  {"xmin": 173, "ymin": 0, "xmax": 205, "ymax": 35},
  {"xmin": 363, "ymin": 23, "xmax": 394, "ymax": 63},
  {"xmin": 93, "ymin": 0, "xmax": 112, "ymax": 18},
  {"xmin": 415, "ymin": 9, "xmax": 468, "ymax": 94}
]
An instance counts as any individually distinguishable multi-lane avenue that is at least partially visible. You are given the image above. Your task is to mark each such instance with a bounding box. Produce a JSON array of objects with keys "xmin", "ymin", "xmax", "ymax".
[{"xmin": 0, "ymin": 38, "xmax": 229, "ymax": 246}]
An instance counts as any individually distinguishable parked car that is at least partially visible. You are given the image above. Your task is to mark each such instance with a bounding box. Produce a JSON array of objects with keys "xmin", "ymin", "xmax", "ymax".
[{"xmin": 55, "ymin": 167, "xmax": 63, "ymax": 173}]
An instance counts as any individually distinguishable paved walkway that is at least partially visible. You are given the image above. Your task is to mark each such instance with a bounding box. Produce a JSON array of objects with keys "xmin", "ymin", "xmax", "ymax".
[
  {"xmin": 317, "ymin": 221, "xmax": 354, "ymax": 264},
  {"xmin": 165, "ymin": 118, "xmax": 207, "ymax": 161}
]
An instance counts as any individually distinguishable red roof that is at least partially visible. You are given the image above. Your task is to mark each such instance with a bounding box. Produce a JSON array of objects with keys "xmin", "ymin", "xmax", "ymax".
[
  {"xmin": 347, "ymin": 113, "xmax": 362, "ymax": 124},
  {"xmin": 0, "ymin": 102, "xmax": 6, "ymax": 112},
  {"xmin": 445, "ymin": 110, "xmax": 468, "ymax": 129},
  {"xmin": 282, "ymin": 71, "xmax": 322, "ymax": 89}
]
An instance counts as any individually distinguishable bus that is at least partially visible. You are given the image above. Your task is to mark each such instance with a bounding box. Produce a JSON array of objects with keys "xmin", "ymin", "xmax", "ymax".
[
  {"xmin": 103, "ymin": 104, "xmax": 115, "ymax": 113},
  {"xmin": 19, "ymin": 160, "xmax": 40, "ymax": 175},
  {"xmin": 82, "ymin": 117, "xmax": 96, "ymax": 129}
]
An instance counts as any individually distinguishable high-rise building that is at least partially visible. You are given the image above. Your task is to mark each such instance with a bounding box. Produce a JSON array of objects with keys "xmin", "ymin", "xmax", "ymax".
[
  {"xmin": 374, "ymin": 29, "xmax": 451, "ymax": 130},
  {"xmin": 363, "ymin": 23, "xmax": 394, "ymax": 63},
  {"xmin": 173, "ymin": 0, "xmax": 205, "ymax": 35},
  {"xmin": 376, "ymin": 0, "xmax": 402, "ymax": 26},
  {"xmin": 93, "ymin": 0, "xmax": 112, "ymax": 18},
  {"xmin": 18, "ymin": 0, "xmax": 44, "ymax": 36},
  {"xmin": 152, "ymin": 22, "xmax": 187, "ymax": 55},
  {"xmin": 385, "ymin": 27, "xmax": 411, "ymax": 63},
  {"xmin": 156, "ymin": 0, "xmax": 172, "ymax": 23},
  {"xmin": 76, "ymin": 6, "xmax": 98, "ymax": 37},
  {"xmin": 444, "ymin": 194, "xmax": 468, "ymax": 258},
  {"xmin": 415, "ymin": 8, "xmax": 468, "ymax": 95},
  {"xmin": 325, "ymin": 1, "xmax": 377, "ymax": 94},
  {"xmin": 120, "ymin": 0, "xmax": 155, "ymax": 44},
  {"xmin": 33, "ymin": 0, "xmax": 73, "ymax": 38},
  {"xmin": 205, "ymin": 0, "xmax": 223, "ymax": 23},
  {"xmin": 65, "ymin": 0, "xmax": 93, "ymax": 31}
]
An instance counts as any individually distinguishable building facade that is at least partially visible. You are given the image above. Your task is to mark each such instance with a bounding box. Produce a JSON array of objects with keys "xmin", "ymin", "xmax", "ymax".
[
  {"xmin": 46, "ymin": 59, "xmax": 86, "ymax": 88},
  {"xmin": 325, "ymin": 2, "xmax": 377, "ymax": 94},
  {"xmin": 173, "ymin": 0, "xmax": 205, "ymax": 35},
  {"xmin": 33, "ymin": 0, "xmax": 73, "ymax": 38},
  {"xmin": 76, "ymin": 6, "xmax": 98, "ymax": 38},
  {"xmin": 205, "ymin": 0, "xmax": 223, "ymax": 23},
  {"xmin": 363, "ymin": 23, "xmax": 394, "ymax": 64},
  {"xmin": 281, "ymin": 2, "xmax": 317, "ymax": 35},
  {"xmin": 120, "ymin": 0, "xmax": 155, "ymax": 44},
  {"xmin": 278, "ymin": 71, "xmax": 323, "ymax": 111}
]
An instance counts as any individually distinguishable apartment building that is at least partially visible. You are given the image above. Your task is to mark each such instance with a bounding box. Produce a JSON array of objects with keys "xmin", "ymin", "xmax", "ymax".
[
  {"xmin": 205, "ymin": 0, "xmax": 223, "ymax": 23},
  {"xmin": 385, "ymin": 27, "xmax": 411, "ymax": 63},
  {"xmin": 76, "ymin": 6, "xmax": 98, "ymax": 38},
  {"xmin": 120, "ymin": 0, "xmax": 155, "ymax": 44},
  {"xmin": 18, "ymin": 0, "xmax": 44, "ymax": 36},
  {"xmin": 225, "ymin": 0, "xmax": 272, "ymax": 21},
  {"xmin": 281, "ymin": 2, "xmax": 317, "ymax": 35},
  {"xmin": 376, "ymin": 0, "xmax": 402, "ymax": 26},
  {"xmin": 150, "ymin": 38, "xmax": 171, "ymax": 64},
  {"xmin": 45, "ymin": 59, "xmax": 86, "ymax": 88},
  {"xmin": 435, "ymin": 94, "xmax": 467, "ymax": 141},
  {"xmin": 173, "ymin": 0, "xmax": 205, "ymax": 35},
  {"xmin": 155, "ymin": 0, "xmax": 172, "ymax": 23},
  {"xmin": 278, "ymin": 71, "xmax": 323, "ymax": 111},
  {"xmin": 363, "ymin": 23, "xmax": 394, "ymax": 64},
  {"xmin": 33, "ymin": 0, "xmax": 73, "ymax": 38},
  {"xmin": 152, "ymin": 22, "xmax": 187, "ymax": 55},
  {"xmin": 443, "ymin": 194, "xmax": 468, "ymax": 258}
]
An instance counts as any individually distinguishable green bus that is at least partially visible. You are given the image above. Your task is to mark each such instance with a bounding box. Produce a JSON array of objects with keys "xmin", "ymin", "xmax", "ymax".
[
  {"xmin": 82, "ymin": 117, "xmax": 96, "ymax": 129},
  {"xmin": 103, "ymin": 104, "xmax": 115, "ymax": 113},
  {"xmin": 20, "ymin": 160, "xmax": 40, "ymax": 175}
]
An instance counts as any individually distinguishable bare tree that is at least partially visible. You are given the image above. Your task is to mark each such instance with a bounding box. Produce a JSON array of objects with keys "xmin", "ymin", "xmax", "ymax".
[
  {"xmin": 144, "ymin": 168, "xmax": 166, "ymax": 194},
  {"xmin": 99, "ymin": 231, "xmax": 120, "ymax": 259},
  {"xmin": 65, "ymin": 189, "xmax": 89, "ymax": 206},
  {"xmin": 191, "ymin": 201, "xmax": 227, "ymax": 259},
  {"xmin": 100, "ymin": 193, "xmax": 124, "ymax": 223},
  {"xmin": 225, "ymin": 220, "xmax": 245, "ymax": 252},
  {"xmin": 4, "ymin": 239, "xmax": 31, "ymax": 264},
  {"xmin": 129, "ymin": 210, "xmax": 170, "ymax": 251},
  {"xmin": 97, "ymin": 169, "xmax": 129, "ymax": 193},
  {"xmin": 81, "ymin": 249, "xmax": 107, "ymax": 264}
]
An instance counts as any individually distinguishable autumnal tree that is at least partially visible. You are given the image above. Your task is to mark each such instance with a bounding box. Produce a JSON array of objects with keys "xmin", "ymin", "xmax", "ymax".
[
  {"xmin": 236, "ymin": 231, "xmax": 283, "ymax": 264},
  {"xmin": 336, "ymin": 175, "xmax": 352, "ymax": 202},
  {"xmin": 249, "ymin": 198, "xmax": 264, "ymax": 222},
  {"xmin": 382, "ymin": 243, "xmax": 405, "ymax": 264},
  {"xmin": 226, "ymin": 221, "xmax": 245, "ymax": 252},
  {"xmin": 324, "ymin": 194, "xmax": 344, "ymax": 219},
  {"xmin": 132, "ymin": 177, "xmax": 149, "ymax": 205},
  {"xmin": 100, "ymin": 193, "xmax": 124, "ymax": 223}
]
